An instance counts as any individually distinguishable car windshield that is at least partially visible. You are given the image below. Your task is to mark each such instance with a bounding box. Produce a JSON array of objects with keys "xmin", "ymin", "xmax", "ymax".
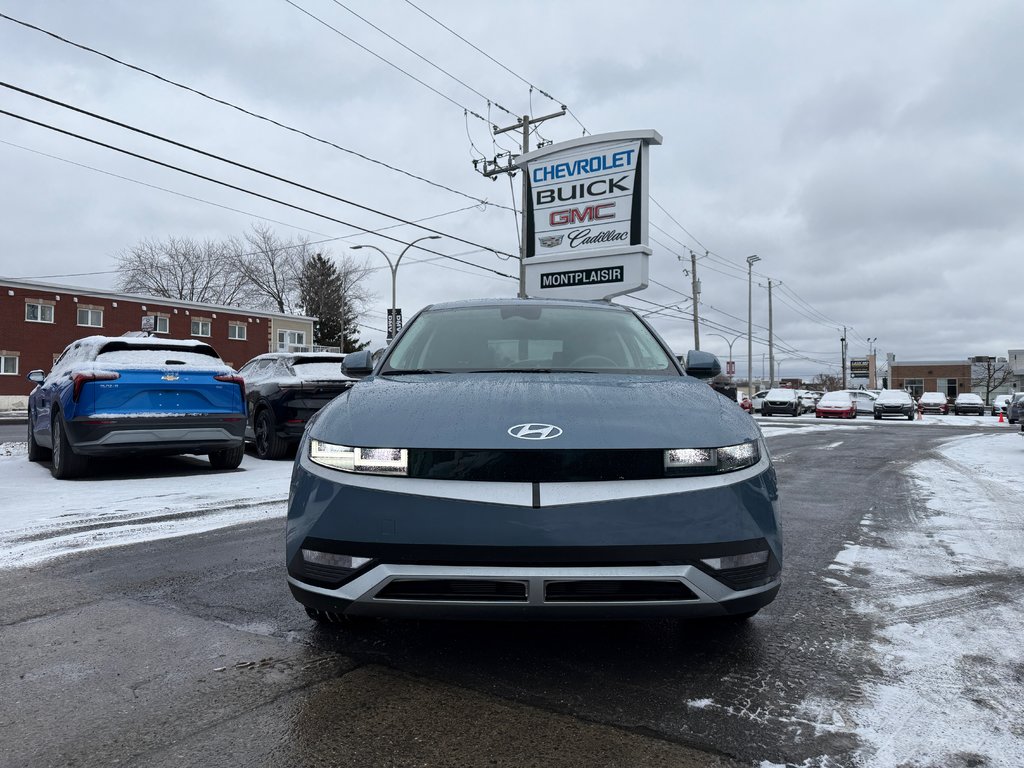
[
  {"xmin": 819, "ymin": 393, "xmax": 852, "ymax": 405},
  {"xmin": 381, "ymin": 304, "xmax": 678, "ymax": 374}
]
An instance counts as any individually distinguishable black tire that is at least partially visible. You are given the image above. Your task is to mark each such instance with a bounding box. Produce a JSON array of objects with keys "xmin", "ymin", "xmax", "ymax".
[
  {"xmin": 209, "ymin": 443, "xmax": 245, "ymax": 470},
  {"xmin": 253, "ymin": 408, "xmax": 288, "ymax": 460},
  {"xmin": 50, "ymin": 412, "xmax": 89, "ymax": 480},
  {"xmin": 907, "ymin": 412, "xmax": 915, "ymax": 421},
  {"xmin": 27, "ymin": 411, "xmax": 50, "ymax": 462},
  {"xmin": 874, "ymin": 413, "xmax": 881, "ymax": 420}
]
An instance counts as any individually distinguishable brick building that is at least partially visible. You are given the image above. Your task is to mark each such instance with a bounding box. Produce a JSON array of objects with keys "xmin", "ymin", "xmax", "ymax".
[
  {"xmin": 0, "ymin": 278, "xmax": 315, "ymax": 407},
  {"xmin": 889, "ymin": 360, "xmax": 970, "ymax": 400}
]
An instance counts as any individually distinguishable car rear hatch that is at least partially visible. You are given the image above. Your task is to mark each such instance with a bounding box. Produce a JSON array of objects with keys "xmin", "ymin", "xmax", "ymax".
[
  {"xmin": 78, "ymin": 368, "xmax": 245, "ymax": 416},
  {"xmin": 279, "ymin": 380, "xmax": 354, "ymax": 420}
]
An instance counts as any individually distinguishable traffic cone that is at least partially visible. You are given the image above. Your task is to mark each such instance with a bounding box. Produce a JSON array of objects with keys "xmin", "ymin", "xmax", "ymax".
[{"xmin": 999, "ymin": 412, "xmax": 1005, "ymax": 423}]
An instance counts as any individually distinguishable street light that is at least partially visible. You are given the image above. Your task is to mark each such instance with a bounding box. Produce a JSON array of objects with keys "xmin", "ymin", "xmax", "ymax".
[
  {"xmin": 746, "ymin": 254, "xmax": 760, "ymax": 394},
  {"xmin": 706, "ymin": 332, "xmax": 742, "ymax": 381},
  {"xmin": 352, "ymin": 235, "xmax": 441, "ymax": 341}
]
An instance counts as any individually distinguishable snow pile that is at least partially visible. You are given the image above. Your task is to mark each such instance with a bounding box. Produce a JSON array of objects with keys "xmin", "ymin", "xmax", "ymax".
[
  {"xmin": 817, "ymin": 433, "xmax": 1024, "ymax": 766},
  {"xmin": 0, "ymin": 450, "xmax": 293, "ymax": 569}
]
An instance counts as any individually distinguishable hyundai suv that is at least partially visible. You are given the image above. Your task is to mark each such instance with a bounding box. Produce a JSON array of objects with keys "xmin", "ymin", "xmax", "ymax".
[{"xmin": 286, "ymin": 298, "xmax": 783, "ymax": 624}]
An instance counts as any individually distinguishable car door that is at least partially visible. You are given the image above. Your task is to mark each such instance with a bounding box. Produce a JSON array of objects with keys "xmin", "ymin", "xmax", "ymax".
[{"xmin": 31, "ymin": 342, "xmax": 81, "ymax": 446}]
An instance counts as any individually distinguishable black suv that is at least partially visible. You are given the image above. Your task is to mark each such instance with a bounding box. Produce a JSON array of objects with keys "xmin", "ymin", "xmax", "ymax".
[{"xmin": 238, "ymin": 352, "xmax": 355, "ymax": 459}]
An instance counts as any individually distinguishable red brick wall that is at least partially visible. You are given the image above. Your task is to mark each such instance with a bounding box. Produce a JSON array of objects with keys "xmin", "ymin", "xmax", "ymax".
[{"xmin": 0, "ymin": 284, "xmax": 272, "ymax": 397}]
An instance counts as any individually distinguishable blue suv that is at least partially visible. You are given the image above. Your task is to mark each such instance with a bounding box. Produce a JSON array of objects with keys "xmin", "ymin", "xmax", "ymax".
[{"xmin": 27, "ymin": 335, "xmax": 246, "ymax": 479}]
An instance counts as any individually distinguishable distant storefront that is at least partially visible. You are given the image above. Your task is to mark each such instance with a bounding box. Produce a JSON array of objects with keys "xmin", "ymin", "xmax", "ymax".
[
  {"xmin": 0, "ymin": 278, "xmax": 315, "ymax": 406},
  {"xmin": 890, "ymin": 361, "xmax": 970, "ymax": 399}
]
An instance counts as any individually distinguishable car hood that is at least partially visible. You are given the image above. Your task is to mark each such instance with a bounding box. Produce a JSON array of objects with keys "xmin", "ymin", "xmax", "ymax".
[{"xmin": 308, "ymin": 373, "xmax": 760, "ymax": 450}]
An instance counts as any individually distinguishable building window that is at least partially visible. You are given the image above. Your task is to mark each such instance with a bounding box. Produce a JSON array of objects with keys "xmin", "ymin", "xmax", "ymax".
[
  {"xmin": 191, "ymin": 319, "xmax": 212, "ymax": 337},
  {"xmin": 277, "ymin": 329, "xmax": 306, "ymax": 351},
  {"xmin": 77, "ymin": 307, "xmax": 103, "ymax": 327},
  {"xmin": 936, "ymin": 378, "xmax": 958, "ymax": 398},
  {"xmin": 149, "ymin": 315, "xmax": 169, "ymax": 334},
  {"xmin": 0, "ymin": 353, "xmax": 18, "ymax": 375},
  {"xmin": 228, "ymin": 322, "xmax": 247, "ymax": 341},
  {"xmin": 25, "ymin": 302, "xmax": 54, "ymax": 323},
  {"xmin": 904, "ymin": 378, "xmax": 923, "ymax": 399}
]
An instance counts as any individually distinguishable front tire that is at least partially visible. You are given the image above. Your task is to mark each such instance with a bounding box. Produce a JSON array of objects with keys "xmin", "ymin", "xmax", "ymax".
[
  {"xmin": 253, "ymin": 408, "xmax": 288, "ymax": 460},
  {"xmin": 50, "ymin": 412, "xmax": 89, "ymax": 479},
  {"xmin": 209, "ymin": 444, "xmax": 244, "ymax": 470}
]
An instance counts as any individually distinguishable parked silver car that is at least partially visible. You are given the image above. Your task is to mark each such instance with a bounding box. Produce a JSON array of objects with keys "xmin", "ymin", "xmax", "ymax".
[{"xmin": 1008, "ymin": 393, "xmax": 1024, "ymax": 424}]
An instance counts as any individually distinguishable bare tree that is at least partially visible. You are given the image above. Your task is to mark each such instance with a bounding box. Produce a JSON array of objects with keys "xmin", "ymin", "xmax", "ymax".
[
  {"xmin": 971, "ymin": 357, "xmax": 1014, "ymax": 403},
  {"xmin": 115, "ymin": 224, "xmax": 377, "ymax": 333},
  {"xmin": 116, "ymin": 236, "xmax": 252, "ymax": 305},
  {"xmin": 233, "ymin": 222, "xmax": 308, "ymax": 313},
  {"xmin": 812, "ymin": 373, "xmax": 844, "ymax": 392}
]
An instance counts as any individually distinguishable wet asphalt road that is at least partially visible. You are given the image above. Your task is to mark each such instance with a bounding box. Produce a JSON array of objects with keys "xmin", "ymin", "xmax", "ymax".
[{"xmin": 0, "ymin": 423, "xmax": 995, "ymax": 767}]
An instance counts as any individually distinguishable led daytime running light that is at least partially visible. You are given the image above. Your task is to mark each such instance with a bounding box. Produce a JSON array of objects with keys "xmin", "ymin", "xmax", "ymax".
[
  {"xmin": 664, "ymin": 441, "xmax": 759, "ymax": 475},
  {"xmin": 310, "ymin": 440, "xmax": 408, "ymax": 475}
]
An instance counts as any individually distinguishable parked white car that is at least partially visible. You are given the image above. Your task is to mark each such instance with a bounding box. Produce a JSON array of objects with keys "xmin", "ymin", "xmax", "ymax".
[
  {"xmin": 991, "ymin": 394, "xmax": 1011, "ymax": 417},
  {"xmin": 839, "ymin": 389, "xmax": 878, "ymax": 415}
]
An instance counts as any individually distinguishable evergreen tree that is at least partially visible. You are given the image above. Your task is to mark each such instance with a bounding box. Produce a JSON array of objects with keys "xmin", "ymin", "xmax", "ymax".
[{"xmin": 298, "ymin": 253, "xmax": 345, "ymax": 348}]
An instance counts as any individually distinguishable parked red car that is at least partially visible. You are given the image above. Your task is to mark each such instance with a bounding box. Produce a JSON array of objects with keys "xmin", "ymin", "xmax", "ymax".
[
  {"xmin": 918, "ymin": 392, "xmax": 949, "ymax": 414},
  {"xmin": 815, "ymin": 391, "xmax": 857, "ymax": 419}
]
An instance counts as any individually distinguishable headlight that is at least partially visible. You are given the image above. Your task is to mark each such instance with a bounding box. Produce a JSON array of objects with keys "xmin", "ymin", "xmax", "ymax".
[
  {"xmin": 664, "ymin": 440, "xmax": 760, "ymax": 476},
  {"xmin": 309, "ymin": 439, "xmax": 408, "ymax": 475}
]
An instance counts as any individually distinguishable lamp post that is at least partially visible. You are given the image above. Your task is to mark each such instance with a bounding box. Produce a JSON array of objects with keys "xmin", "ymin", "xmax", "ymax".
[
  {"xmin": 746, "ymin": 254, "xmax": 760, "ymax": 393},
  {"xmin": 706, "ymin": 332, "xmax": 742, "ymax": 382},
  {"xmin": 352, "ymin": 235, "xmax": 441, "ymax": 341}
]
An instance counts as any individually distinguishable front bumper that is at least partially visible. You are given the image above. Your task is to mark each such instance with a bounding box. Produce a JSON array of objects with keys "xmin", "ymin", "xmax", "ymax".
[{"xmin": 286, "ymin": 447, "xmax": 782, "ymax": 619}]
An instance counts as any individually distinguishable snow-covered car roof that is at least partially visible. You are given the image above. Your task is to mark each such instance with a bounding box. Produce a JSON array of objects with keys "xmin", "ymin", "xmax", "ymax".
[
  {"xmin": 876, "ymin": 389, "xmax": 913, "ymax": 403},
  {"xmin": 818, "ymin": 392, "xmax": 854, "ymax": 404},
  {"xmin": 954, "ymin": 392, "xmax": 983, "ymax": 402},
  {"xmin": 54, "ymin": 335, "xmax": 231, "ymax": 373}
]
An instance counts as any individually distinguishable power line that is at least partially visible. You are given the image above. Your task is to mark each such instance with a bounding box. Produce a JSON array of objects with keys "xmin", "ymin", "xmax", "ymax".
[
  {"xmin": 0, "ymin": 11, "xmax": 512, "ymax": 212},
  {"xmin": 0, "ymin": 106, "xmax": 517, "ymax": 281},
  {"xmin": 401, "ymin": 0, "xmax": 589, "ymax": 135},
  {"xmin": 0, "ymin": 81, "xmax": 514, "ymax": 259},
  {"xmin": 325, "ymin": 0, "xmax": 518, "ymax": 121},
  {"xmin": 283, "ymin": 0, "xmax": 493, "ymax": 126}
]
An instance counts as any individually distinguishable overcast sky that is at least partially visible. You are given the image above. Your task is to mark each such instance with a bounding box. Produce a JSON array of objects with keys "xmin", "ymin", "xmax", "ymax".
[{"xmin": 2, "ymin": 0, "xmax": 1021, "ymax": 381}]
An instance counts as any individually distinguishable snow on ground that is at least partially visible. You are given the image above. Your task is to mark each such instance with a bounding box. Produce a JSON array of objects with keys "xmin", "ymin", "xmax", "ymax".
[
  {"xmin": 0, "ymin": 444, "xmax": 292, "ymax": 569},
  {"xmin": 798, "ymin": 431, "xmax": 1024, "ymax": 767}
]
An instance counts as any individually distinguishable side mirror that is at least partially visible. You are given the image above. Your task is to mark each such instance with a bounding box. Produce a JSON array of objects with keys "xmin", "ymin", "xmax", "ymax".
[
  {"xmin": 684, "ymin": 350, "xmax": 722, "ymax": 380},
  {"xmin": 341, "ymin": 350, "xmax": 374, "ymax": 378},
  {"xmin": 26, "ymin": 369, "xmax": 45, "ymax": 385}
]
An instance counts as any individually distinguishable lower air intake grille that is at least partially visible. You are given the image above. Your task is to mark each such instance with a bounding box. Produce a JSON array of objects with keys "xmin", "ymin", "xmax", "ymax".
[
  {"xmin": 544, "ymin": 580, "xmax": 697, "ymax": 602},
  {"xmin": 375, "ymin": 579, "xmax": 528, "ymax": 602}
]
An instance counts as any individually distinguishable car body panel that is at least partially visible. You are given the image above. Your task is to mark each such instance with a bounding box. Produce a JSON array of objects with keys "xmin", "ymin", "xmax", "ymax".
[{"xmin": 285, "ymin": 298, "xmax": 782, "ymax": 621}]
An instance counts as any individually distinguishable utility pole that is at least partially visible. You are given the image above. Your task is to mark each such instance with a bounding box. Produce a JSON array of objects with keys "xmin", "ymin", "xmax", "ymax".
[
  {"xmin": 476, "ymin": 108, "xmax": 567, "ymax": 298},
  {"xmin": 767, "ymin": 279, "xmax": 775, "ymax": 388},
  {"xmin": 841, "ymin": 326, "xmax": 848, "ymax": 389},
  {"xmin": 746, "ymin": 254, "xmax": 760, "ymax": 394},
  {"xmin": 690, "ymin": 250, "xmax": 701, "ymax": 350}
]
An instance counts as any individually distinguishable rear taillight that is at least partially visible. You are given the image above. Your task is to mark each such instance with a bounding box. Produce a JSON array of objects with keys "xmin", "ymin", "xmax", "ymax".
[
  {"xmin": 214, "ymin": 374, "xmax": 246, "ymax": 400},
  {"xmin": 72, "ymin": 371, "xmax": 120, "ymax": 401}
]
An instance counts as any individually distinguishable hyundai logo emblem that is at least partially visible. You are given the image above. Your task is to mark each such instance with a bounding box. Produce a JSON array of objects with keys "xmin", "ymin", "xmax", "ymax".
[{"xmin": 507, "ymin": 423, "xmax": 563, "ymax": 440}]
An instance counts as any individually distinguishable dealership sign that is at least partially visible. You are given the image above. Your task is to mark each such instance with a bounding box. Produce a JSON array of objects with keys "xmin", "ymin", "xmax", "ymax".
[{"xmin": 516, "ymin": 129, "xmax": 662, "ymax": 300}]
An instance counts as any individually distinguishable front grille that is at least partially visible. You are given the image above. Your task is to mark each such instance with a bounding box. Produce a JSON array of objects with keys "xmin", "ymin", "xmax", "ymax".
[
  {"xmin": 545, "ymin": 580, "xmax": 696, "ymax": 602},
  {"xmin": 407, "ymin": 448, "xmax": 667, "ymax": 482},
  {"xmin": 375, "ymin": 579, "xmax": 528, "ymax": 602}
]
